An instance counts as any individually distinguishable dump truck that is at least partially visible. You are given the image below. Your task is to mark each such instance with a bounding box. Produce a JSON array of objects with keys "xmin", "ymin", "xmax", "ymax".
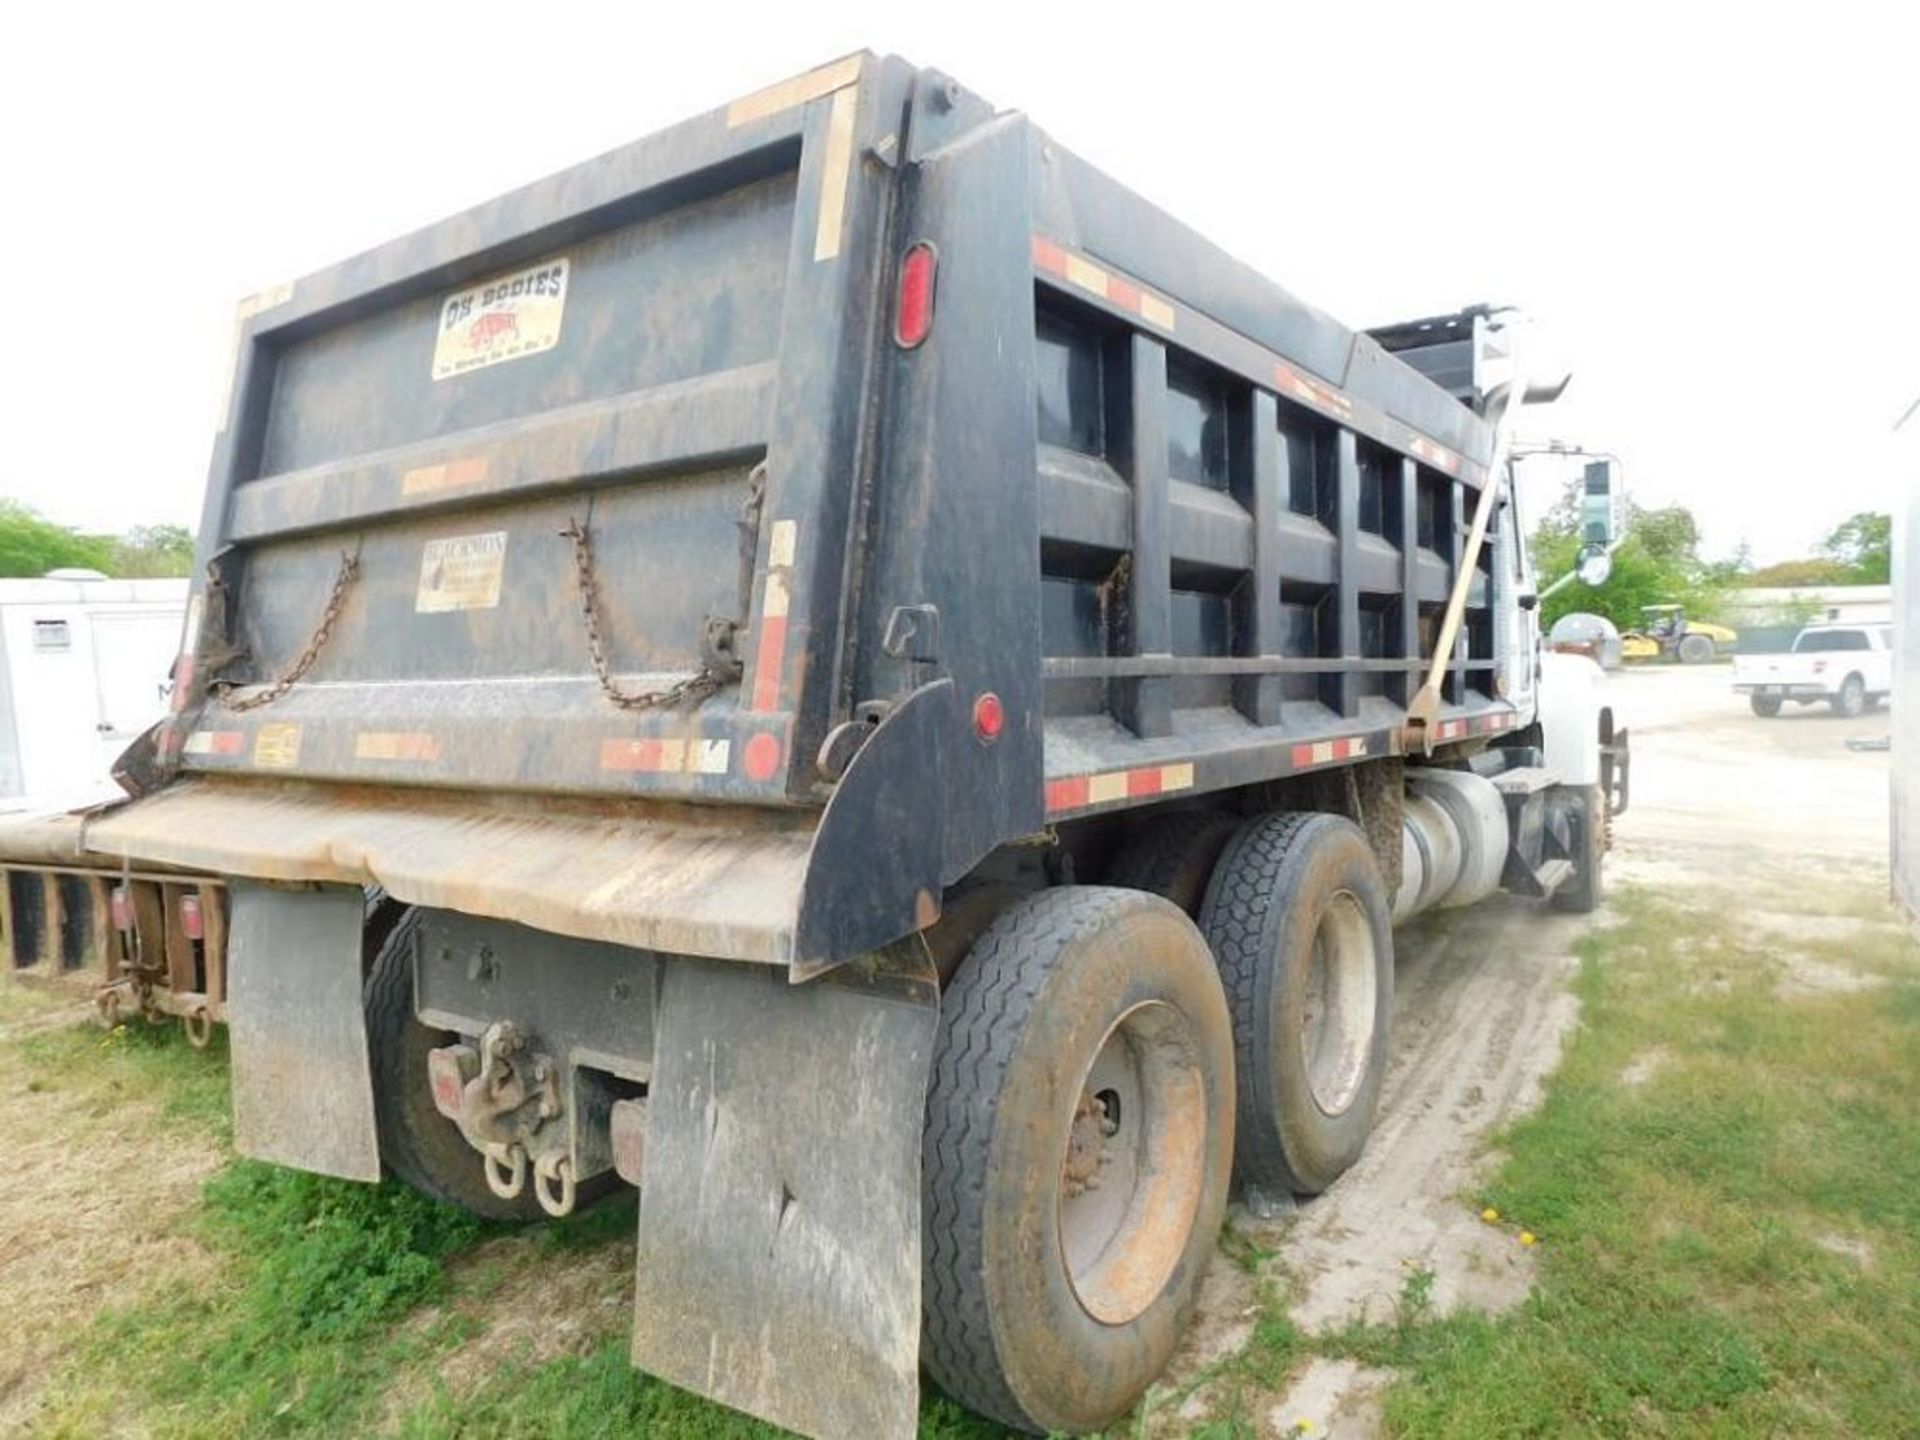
[{"xmin": 9, "ymin": 54, "xmax": 1631, "ymax": 1437}]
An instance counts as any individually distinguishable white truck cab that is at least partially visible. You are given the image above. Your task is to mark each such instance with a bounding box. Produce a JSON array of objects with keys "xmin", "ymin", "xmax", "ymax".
[{"xmin": 1732, "ymin": 622, "xmax": 1892, "ymax": 718}]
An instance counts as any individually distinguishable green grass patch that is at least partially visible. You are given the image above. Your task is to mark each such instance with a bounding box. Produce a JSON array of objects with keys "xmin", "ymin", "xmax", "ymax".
[{"xmin": 1300, "ymin": 887, "xmax": 1920, "ymax": 1437}]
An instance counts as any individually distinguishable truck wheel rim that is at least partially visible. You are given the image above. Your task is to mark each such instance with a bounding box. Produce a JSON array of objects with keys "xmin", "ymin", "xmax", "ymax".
[
  {"xmin": 1301, "ymin": 891, "xmax": 1378, "ymax": 1117},
  {"xmin": 1057, "ymin": 1000, "xmax": 1207, "ymax": 1326}
]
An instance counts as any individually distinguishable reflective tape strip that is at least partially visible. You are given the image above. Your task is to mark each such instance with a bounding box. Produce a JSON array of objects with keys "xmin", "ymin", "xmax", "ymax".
[
  {"xmin": 183, "ymin": 730, "xmax": 245, "ymax": 757},
  {"xmin": 813, "ymin": 86, "xmax": 858, "ymax": 262},
  {"xmin": 601, "ymin": 737, "xmax": 732, "ymax": 775},
  {"xmin": 1031, "ymin": 236, "xmax": 1176, "ymax": 332},
  {"xmin": 748, "ymin": 521, "xmax": 798, "ymax": 714},
  {"xmin": 1289, "ymin": 735, "xmax": 1370, "ymax": 768},
  {"xmin": 1408, "ymin": 434, "xmax": 1464, "ymax": 476},
  {"xmin": 1273, "ymin": 360, "xmax": 1354, "ymax": 420},
  {"xmin": 354, "ymin": 732, "xmax": 441, "ymax": 762},
  {"xmin": 1045, "ymin": 762, "xmax": 1196, "ymax": 814},
  {"xmin": 726, "ymin": 55, "xmax": 863, "ymax": 127}
]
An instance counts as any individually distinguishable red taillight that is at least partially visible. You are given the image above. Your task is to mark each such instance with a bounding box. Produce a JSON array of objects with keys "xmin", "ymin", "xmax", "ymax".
[
  {"xmin": 972, "ymin": 691, "xmax": 1005, "ymax": 744},
  {"xmin": 111, "ymin": 886, "xmax": 132, "ymax": 933},
  {"xmin": 179, "ymin": 894, "xmax": 204, "ymax": 941},
  {"xmin": 894, "ymin": 242, "xmax": 937, "ymax": 349}
]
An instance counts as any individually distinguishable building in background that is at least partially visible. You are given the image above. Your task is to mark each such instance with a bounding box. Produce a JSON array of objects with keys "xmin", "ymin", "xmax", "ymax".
[{"xmin": 0, "ymin": 572, "xmax": 186, "ymax": 804}]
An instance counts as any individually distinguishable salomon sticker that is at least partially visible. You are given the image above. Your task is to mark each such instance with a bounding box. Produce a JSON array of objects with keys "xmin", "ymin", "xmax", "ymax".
[
  {"xmin": 431, "ymin": 258, "xmax": 569, "ymax": 380},
  {"xmin": 416, "ymin": 532, "xmax": 507, "ymax": 613}
]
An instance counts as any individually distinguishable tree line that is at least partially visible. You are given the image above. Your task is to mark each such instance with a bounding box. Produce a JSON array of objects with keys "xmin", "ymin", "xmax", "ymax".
[
  {"xmin": 0, "ymin": 501, "xmax": 194, "ymax": 579},
  {"xmin": 1529, "ymin": 485, "xmax": 1890, "ymax": 634}
]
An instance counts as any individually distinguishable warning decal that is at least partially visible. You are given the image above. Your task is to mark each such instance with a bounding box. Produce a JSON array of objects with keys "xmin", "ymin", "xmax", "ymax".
[
  {"xmin": 431, "ymin": 257, "xmax": 569, "ymax": 380},
  {"xmin": 416, "ymin": 532, "xmax": 507, "ymax": 613}
]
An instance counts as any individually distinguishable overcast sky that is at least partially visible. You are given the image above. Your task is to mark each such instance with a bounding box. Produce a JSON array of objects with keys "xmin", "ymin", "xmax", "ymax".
[{"xmin": 2, "ymin": 3, "xmax": 1909, "ymax": 563}]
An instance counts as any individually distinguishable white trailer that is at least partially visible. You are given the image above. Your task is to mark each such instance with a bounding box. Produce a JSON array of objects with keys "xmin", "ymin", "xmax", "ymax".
[{"xmin": 0, "ymin": 573, "xmax": 186, "ymax": 804}]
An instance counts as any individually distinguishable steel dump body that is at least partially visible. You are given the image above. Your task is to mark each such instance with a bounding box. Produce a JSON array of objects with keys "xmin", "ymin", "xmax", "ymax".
[{"xmin": 96, "ymin": 52, "xmax": 1515, "ymax": 974}]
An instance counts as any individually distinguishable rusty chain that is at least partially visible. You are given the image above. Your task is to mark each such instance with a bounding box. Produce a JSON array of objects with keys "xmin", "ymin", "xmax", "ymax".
[
  {"xmin": 561, "ymin": 516, "xmax": 728, "ymax": 711},
  {"xmin": 213, "ymin": 551, "xmax": 360, "ymax": 712}
]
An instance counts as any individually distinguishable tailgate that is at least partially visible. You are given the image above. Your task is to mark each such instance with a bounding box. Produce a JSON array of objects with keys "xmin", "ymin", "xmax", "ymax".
[{"xmin": 167, "ymin": 55, "xmax": 906, "ymax": 810}]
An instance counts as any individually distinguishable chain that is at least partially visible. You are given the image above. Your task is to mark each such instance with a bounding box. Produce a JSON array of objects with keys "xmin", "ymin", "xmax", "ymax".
[
  {"xmin": 213, "ymin": 551, "xmax": 359, "ymax": 712},
  {"xmin": 561, "ymin": 517, "xmax": 725, "ymax": 711}
]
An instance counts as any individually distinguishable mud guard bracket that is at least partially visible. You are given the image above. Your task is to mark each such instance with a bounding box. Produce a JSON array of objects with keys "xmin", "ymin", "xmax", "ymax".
[
  {"xmin": 226, "ymin": 883, "xmax": 380, "ymax": 1181},
  {"xmin": 632, "ymin": 946, "xmax": 938, "ymax": 1440}
]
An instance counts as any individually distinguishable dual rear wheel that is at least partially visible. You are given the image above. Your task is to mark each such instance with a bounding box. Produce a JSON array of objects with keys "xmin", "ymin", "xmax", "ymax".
[{"xmin": 922, "ymin": 812, "xmax": 1393, "ymax": 1431}]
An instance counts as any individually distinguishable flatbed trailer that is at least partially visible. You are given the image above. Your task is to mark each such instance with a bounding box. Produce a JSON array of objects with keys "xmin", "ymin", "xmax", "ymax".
[{"xmin": 10, "ymin": 53, "xmax": 1628, "ymax": 1437}]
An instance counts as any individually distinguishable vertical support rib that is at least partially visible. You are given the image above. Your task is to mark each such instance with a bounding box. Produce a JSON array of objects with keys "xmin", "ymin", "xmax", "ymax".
[
  {"xmin": 1115, "ymin": 333, "xmax": 1171, "ymax": 737},
  {"xmin": 1235, "ymin": 390, "xmax": 1284, "ymax": 726},
  {"xmin": 1445, "ymin": 477, "xmax": 1467, "ymax": 707},
  {"xmin": 1398, "ymin": 457, "xmax": 1420, "ymax": 707},
  {"xmin": 1332, "ymin": 429, "xmax": 1360, "ymax": 719}
]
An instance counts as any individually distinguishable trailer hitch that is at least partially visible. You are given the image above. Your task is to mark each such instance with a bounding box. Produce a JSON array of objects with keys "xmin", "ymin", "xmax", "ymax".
[{"xmin": 430, "ymin": 1020, "xmax": 580, "ymax": 1217}]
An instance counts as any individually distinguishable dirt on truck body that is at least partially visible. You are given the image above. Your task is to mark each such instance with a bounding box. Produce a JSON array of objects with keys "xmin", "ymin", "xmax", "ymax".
[{"xmin": 1, "ymin": 52, "xmax": 1629, "ymax": 1438}]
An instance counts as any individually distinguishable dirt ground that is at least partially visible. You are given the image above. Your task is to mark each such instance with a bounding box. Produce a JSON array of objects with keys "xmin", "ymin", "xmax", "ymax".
[{"xmin": 1213, "ymin": 663, "xmax": 1898, "ymax": 1436}]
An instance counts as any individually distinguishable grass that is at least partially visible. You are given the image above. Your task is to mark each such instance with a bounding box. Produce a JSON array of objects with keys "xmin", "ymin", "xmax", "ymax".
[
  {"xmin": 1243, "ymin": 887, "xmax": 1920, "ymax": 1438},
  {"xmin": 9, "ymin": 879, "xmax": 1919, "ymax": 1437}
]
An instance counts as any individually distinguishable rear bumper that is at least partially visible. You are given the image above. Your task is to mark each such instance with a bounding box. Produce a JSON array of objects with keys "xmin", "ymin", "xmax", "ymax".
[
  {"xmin": 1732, "ymin": 683, "xmax": 1827, "ymax": 698},
  {"xmin": 86, "ymin": 778, "xmax": 816, "ymax": 966}
]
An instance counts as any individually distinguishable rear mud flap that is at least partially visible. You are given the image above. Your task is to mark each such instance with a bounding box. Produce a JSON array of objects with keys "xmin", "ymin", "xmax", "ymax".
[
  {"xmin": 633, "ymin": 948, "xmax": 938, "ymax": 1440},
  {"xmin": 226, "ymin": 883, "xmax": 380, "ymax": 1181}
]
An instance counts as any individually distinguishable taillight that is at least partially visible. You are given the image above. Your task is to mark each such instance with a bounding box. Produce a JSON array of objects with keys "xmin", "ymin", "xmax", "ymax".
[
  {"xmin": 894, "ymin": 242, "xmax": 937, "ymax": 348},
  {"xmin": 179, "ymin": 894, "xmax": 204, "ymax": 941},
  {"xmin": 972, "ymin": 691, "xmax": 1005, "ymax": 744}
]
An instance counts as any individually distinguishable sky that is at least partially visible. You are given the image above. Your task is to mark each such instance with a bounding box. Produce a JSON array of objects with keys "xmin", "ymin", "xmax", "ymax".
[{"xmin": 1, "ymin": 2, "xmax": 1910, "ymax": 564}]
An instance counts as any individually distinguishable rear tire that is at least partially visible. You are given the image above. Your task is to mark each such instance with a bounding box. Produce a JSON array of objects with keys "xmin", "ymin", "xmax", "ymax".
[
  {"xmin": 1549, "ymin": 784, "xmax": 1606, "ymax": 915},
  {"xmin": 365, "ymin": 910, "xmax": 543, "ymax": 1221},
  {"xmin": 1832, "ymin": 674, "xmax": 1866, "ymax": 718},
  {"xmin": 1749, "ymin": 694, "xmax": 1782, "ymax": 718},
  {"xmin": 922, "ymin": 888, "xmax": 1234, "ymax": 1435},
  {"xmin": 1678, "ymin": 633, "xmax": 1716, "ymax": 664},
  {"xmin": 1102, "ymin": 809, "xmax": 1242, "ymax": 915},
  {"xmin": 1199, "ymin": 813, "xmax": 1393, "ymax": 1196}
]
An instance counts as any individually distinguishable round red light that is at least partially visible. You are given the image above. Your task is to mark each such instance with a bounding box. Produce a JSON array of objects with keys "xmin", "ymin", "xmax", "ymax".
[
  {"xmin": 972, "ymin": 691, "xmax": 1004, "ymax": 744},
  {"xmin": 742, "ymin": 731, "xmax": 783, "ymax": 782}
]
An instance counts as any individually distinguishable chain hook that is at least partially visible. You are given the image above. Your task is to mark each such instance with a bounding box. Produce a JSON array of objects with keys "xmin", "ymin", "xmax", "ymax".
[
  {"xmin": 213, "ymin": 549, "xmax": 360, "ymax": 712},
  {"xmin": 483, "ymin": 1143, "xmax": 527, "ymax": 1200},
  {"xmin": 533, "ymin": 1152, "xmax": 577, "ymax": 1218},
  {"xmin": 182, "ymin": 1005, "xmax": 215, "ymax": 1050}
]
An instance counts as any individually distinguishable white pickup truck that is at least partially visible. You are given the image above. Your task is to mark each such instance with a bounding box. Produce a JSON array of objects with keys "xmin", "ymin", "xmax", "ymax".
[{"xmin": 1732, "ymin": 623, "xmax": 1893, "ymax": 718}]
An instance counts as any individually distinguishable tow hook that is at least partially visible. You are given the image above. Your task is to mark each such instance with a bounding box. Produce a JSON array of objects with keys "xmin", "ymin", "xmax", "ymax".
[{"xmin": 427, "ymin": 1020, "xmax": 578, "ymax": 1217}]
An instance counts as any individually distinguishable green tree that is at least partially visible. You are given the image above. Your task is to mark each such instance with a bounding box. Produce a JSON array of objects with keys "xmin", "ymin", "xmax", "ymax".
[
  {"xmin": 1815, "ymin": 511, "xmax": 1891, "ymax": 584},
  {"xmin": 0, "ymin": 501, "xmax": 116, "ymax": 577},
  {"xmin": 0, "ymin": 502, "xmax": 195, "ymax": 579},
  {"xmin": 110, "ymin": 523, "xmax": 196, "ymax": 578},
  {"xmin": 1745, "ymin": 556, "xmax": 1847, "ymax": 587},
  {"xmin": 1529, "ymin": 484, "xmax": 1728, "ymax": 633}
]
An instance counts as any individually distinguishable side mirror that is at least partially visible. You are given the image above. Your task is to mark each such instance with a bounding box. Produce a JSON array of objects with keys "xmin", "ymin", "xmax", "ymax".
[
  {"xmin": 1518, "ymin": 592, "xmax": 1540, "ymax": 612},
  {"xmin": 1576, "ymin": 549, "xmax": 1614, "ymax": 587}
]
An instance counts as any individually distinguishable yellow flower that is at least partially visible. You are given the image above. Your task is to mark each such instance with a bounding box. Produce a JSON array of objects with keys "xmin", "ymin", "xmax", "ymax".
[
  {"xmin": 1481, "ymin": 1207, "xmax": 1499, "ymax": 1223},
  {"xmin": 1520, "ymin": 1231, "xmax": 1538, "ymax": 1247}
]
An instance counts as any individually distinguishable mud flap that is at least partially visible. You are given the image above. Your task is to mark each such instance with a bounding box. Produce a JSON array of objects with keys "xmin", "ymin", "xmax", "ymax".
[
  {"xmin": 632, "ymin": 947, "xmax": 938, "ymax": 1440},
  {"xmin": 226, "ymin": 883, "xmax": 380, "ymax": 1181}
]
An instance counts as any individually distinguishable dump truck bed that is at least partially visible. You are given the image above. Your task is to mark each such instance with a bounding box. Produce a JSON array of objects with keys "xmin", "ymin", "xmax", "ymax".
[{"xmin": 95, "ymin": 52, "xmax": 1519, "ymax": 973}]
